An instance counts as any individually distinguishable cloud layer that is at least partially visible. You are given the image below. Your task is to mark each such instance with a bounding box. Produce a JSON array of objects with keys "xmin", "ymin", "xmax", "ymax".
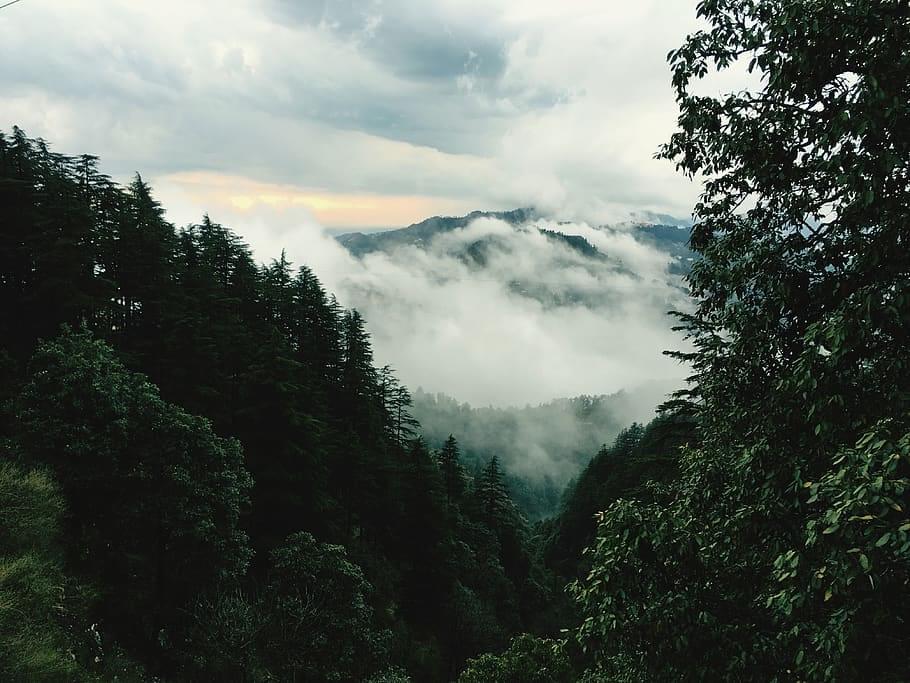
[
  {"xmin": 200, "ymin": 205, "xmax": 691, "ymax": 406},
  {"xmin": 337, "ymin": 218, "xmax": 690, "ymax": 406},
  {"xmin": 1, "ymin": 0, "xmax": 703, "ymax": 227}
]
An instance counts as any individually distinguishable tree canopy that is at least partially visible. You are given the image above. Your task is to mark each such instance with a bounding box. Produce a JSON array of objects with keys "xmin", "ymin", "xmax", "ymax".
[{"xmin": 572, "ymin": 0, "xmax": 910, "ymax": 680}]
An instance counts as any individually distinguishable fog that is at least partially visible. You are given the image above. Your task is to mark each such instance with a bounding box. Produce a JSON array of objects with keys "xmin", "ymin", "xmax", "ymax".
[
  {"xmin": 155, "ymin": 190, "xmax": 692, "ymax": 409},
  {"xmin": 412, "ymin": 381, "xmax": 679, "ymax": 519},
  {"xmin": 345, "ymin": 220, "xmax": 689, "ymax": 406}
]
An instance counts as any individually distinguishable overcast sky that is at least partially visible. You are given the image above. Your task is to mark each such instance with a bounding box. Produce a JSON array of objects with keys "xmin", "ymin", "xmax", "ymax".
[
  {"xmin": 2, "ymin": 0, "xmax": 707, "ymax": 406},
  {"xmin": 2, "ymin": 0, "xmax": 702, "ymax": 231}
]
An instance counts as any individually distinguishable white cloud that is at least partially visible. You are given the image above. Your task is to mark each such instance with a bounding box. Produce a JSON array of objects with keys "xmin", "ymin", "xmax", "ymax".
[
  {"xmin": 1, "ymin": 0, "xmax": 707, "ymax": 221},
  {"xmin": 222, "ymin": 211, "xmax": 692, "ymax": 406}
]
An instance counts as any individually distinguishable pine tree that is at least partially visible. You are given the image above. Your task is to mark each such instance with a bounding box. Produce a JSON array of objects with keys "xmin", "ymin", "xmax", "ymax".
[
  {"xmin": 116, "ymin": 174, "xmax": 175, "ymax": 341},
  {"xmin": 394, "ymin": 438, "xmax": 451, "ymax": 630},
  {"xmin": 341, "ymin": 309, "xmax": 380, "ymax": 434},
  {"xmin": 438, "ymin": 434, "xmax": 466, "ymax": 508},
  {"xmin": 475, "ymin": 456, "xmax": 511, "ymax": 531},
  {"xmin": 293, "ymin": 265, "xmax": 343, "ymax": 402},
  {"xmin": 378, "ymin": 366, "xmax": 419, "ymax": 447}
]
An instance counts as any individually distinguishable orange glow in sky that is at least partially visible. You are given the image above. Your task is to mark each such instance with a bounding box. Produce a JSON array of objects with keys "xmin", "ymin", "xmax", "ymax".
[{"xmin": 159, "ymin": 171, "xmax": 477, "ymax": 229}]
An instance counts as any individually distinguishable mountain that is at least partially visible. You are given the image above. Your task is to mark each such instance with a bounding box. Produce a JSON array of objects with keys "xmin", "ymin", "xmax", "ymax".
[
  {"xmin": 336, "ymin": 208, "xmax": 693, "ymax": 268},
  {"xmin": 633, "ymin": 223, "xmax": 696, "ymax": 275},
  {"xmin": 336, "ymin": 209, "xmax": 694, "ymax": 312},
  {"xmin": 336, "ymin": 208, "xmax": 537, "ymax": 257}
]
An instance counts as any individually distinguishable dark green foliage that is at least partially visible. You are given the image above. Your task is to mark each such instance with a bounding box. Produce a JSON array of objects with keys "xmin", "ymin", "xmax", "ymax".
[
  {"xmin": 380, "ymin": 366, "xmax": 420, "ymax": 448},
  {"xmin": 475, "ymin": 456, "xmax": 512, "ymax": 530},
  {"xmin": 184, "ymin": 533, "xmax": 391, "ymax": 681},
  {"xmin": 365, "ymin": 667, "xmax": 412, "ymax": 683},
  {"xmin": 260, "ymin": 532, "xmax": 389, "ymax": 682},
  {"xmin": 544, "ymin": 413, "xmax": 695, "ymax": 579},
  {"xmin": 438, "ymin": 435, "xmax": 467, "ymax": 508},
  {"xmin": 13, "ymin": 330, "xmax": 253, "ymax": 661},
  {"xmin": 571, "ymin": 1, "xmax": 910, "ymax": 681},
  {"xmin": 0, "ymin": 129, "xmax": 555, "ymax": 680},
  {"xmin": 184, "ymin": 588, "xmax": 266, "ymax": 680},
  {"xmin": 457, "ymin": 634, "xmax": 572, "ymax": 683}
]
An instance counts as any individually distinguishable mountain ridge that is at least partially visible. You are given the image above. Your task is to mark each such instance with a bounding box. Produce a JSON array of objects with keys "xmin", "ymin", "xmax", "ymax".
[{"xmin": 335, "ymin": 208, "xmax": 692, "ymax": 264}]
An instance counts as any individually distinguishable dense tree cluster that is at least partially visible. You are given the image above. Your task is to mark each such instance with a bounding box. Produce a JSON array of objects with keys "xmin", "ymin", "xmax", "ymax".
[
  {"xmin": 412, "ymin": 389, "xmax": 634, "ymax": 520},
  {"xmin": 0, "ymin": 129, "xmax": 558, "ymax": 680},
  {"xmin": 570, "ymin": 0, "xmax": 910, "ymax": 680},
  {"xmin": 542, "ymin": 413, "xmax": 696, "ymax": 580}
]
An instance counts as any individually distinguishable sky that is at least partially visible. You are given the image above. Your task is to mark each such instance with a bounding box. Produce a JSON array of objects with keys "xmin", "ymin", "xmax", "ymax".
[
  {"xmin": 1, "ymin": 0, "xmax": 702, "ymax": 230},
  {"xmin": 1, "ymin": 0, "xmax": 706, "ymax": 407}
]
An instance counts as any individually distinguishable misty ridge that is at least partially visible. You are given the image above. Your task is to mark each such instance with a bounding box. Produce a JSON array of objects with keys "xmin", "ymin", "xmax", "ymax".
[
  {"xmin": 313, "ymin": 208, "xmax": 693, "ymax": 519},
  {"xmin": 411, "ymin": 381, "xmax": 677, "ymax": 520},
  {"xmin": 318, "ymin": 208, "xmax": 694, "ymax": 408}
]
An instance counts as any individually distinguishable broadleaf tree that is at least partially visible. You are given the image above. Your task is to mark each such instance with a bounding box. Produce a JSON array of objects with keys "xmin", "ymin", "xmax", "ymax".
[{"xmin": 572, "ymin": 1, "xmax": 910, "ymax": 680}]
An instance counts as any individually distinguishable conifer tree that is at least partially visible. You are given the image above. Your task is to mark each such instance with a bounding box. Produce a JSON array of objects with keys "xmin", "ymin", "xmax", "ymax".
[
  {"xmin": 0, "ymin": 127, "xmax": 559, "ymax": 681},
  {"xmin": 475, "ymin": 456, "xmax": 511, "ymax": 531},
  {"xmin": 438, "ymin": 435, "xmax": 466, "ymax": 508}
]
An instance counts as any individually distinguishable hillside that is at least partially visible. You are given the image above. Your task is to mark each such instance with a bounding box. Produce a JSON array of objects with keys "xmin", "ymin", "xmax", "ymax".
[{"xmin": 412, "ymin": 383, "xmax": 676, "ymax": 520}]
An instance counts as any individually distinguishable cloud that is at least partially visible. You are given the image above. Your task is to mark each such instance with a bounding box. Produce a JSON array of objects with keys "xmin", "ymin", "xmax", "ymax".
[
  {"xmin": 1, "ymin": 0, "xmax": 706, "ymax": 224},
  {"xmin": 205, "ymin": 206, "xmax": 690, "ymax": 406},
  {"xmin": 153, "ymin": 184, "xmax": 690, "ymax": 407},
  {"xmin": 338, "ymin": 217, "xmax": 689, "ymax": 406}
]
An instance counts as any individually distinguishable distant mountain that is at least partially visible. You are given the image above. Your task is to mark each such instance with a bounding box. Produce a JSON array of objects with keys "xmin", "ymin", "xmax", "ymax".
[
  {"xmin": 336, "ymin": 208, "xmax": 693, "ymax": 270},
  {"xmin": 412, "ymin": 381, "xmax": 677, "ymax": 521},
  {"xmin": 336, "ymin": 209, "xmax": 694, "ymax": 311},
  {"xmin": 633, "ymin": 223, "xmax": 696, "ymax": 275},
  {"xmin": 333, "ymin": 213, "xmax": 695, "ymax": 519},
  {"xmin": 630, "ymin": 210, "xmax": 693, "ymax": 227},
  {"xmin": 337, "ymin": 208, "xmax": 536, "ymax": 256}
]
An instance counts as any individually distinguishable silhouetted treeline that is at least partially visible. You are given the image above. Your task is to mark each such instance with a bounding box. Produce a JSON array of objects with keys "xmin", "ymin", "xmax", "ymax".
[{"xmin": 541, "ymin": 412, "xmax": 696, "ymax": 580}]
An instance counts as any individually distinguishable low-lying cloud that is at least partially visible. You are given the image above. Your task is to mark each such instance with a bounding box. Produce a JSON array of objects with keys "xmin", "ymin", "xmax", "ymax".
[
  {"xmin": 183, "ymin": 200, "xmax": 692, "ymax": 407},
  {"xmin": 339, "ymin": 219, "xmax": 689, "ymax": 406}
]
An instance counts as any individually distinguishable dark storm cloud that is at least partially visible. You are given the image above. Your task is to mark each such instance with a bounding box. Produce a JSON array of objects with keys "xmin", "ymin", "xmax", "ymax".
[{"xmin": 268, "ymin": 0, "xmax": 509, "ymax": 81}]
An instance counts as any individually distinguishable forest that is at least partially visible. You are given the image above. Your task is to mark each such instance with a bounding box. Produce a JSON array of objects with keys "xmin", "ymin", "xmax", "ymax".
[
  {"xmin": 2, "ymin": 0, "xmax": 909, "ymax": 681},
  {"xmin": 410, "ymin": 388, "xmax": 659, "ymax": 521}
]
